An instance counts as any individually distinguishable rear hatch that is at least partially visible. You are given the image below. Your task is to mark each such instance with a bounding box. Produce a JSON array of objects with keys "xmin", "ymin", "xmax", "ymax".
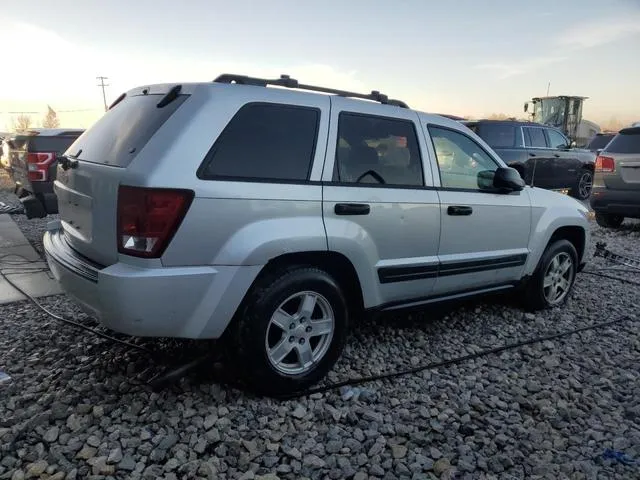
[
  {"xmin": 597, "ymin": 127, "xmax": 640, "ymax": 191},
  {"xmin": 55, "ymin": 86, "xmax": 189, "ymax": 266}
]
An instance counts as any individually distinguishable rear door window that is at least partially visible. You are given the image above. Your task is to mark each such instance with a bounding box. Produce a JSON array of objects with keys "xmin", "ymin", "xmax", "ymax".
[
  {"xmin": 524, "ymin": 127, "xmax": 548, "ymax": 148},
  {"xmin": 70, "ymin": 93, "xmax": 189, "ymax": 167},
  {"xmin": 604, "ymin": 129, "xmax": 640, "ymax": 153},
  {"xmin": 475, "ymin": 123, "xmax": 517, "ymax": 148},
  {"xmin": 333, "ymin": 113, "xmax": 424, "ymax": 187},
  {"xmin": 199, "ymin": 103, "xmax": 320, "ymax": 181}
]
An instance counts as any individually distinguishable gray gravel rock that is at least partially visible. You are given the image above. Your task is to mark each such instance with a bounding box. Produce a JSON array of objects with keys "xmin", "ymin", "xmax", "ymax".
[{"xmin": 1, "ymin": 172, "xmax": 639, "ymax": 480}]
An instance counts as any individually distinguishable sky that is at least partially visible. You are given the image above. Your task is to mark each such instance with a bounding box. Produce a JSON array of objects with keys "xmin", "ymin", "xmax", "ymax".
[{"xmin": 1, "ymin": 0, "xmax": 639, "ymax": 130}]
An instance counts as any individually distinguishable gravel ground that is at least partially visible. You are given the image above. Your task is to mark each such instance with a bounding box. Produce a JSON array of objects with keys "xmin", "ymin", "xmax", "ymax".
[{"xmin": 1, "ymin": 169, "xmax": 640, "ymax": 479}]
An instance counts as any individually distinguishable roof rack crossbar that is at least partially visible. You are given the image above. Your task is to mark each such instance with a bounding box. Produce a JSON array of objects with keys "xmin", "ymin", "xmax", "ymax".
[{"xmin": 213, "ymin": 74, "xmax": 409, "ymax": 108}]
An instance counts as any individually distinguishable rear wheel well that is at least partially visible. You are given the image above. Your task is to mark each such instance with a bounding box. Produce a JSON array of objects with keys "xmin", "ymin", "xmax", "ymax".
[
  {"xmin": 259, "ymin": 251, "xmax": 365, "ymax": 315},
  {"xmin": 549, "ymin": 226, "xmax": 585, "ymax": 261}
]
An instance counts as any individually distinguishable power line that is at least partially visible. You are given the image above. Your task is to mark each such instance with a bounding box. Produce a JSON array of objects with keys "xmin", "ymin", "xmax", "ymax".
[{"xmin": 97, "ymin": 76, "xmax": 109, "ymax": 112}]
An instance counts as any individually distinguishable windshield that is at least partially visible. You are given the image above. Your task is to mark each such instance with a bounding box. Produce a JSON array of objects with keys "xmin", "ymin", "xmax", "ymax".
[{"xmin": 533, "ymin": 98, "xmax": 565, "ymax": 128}]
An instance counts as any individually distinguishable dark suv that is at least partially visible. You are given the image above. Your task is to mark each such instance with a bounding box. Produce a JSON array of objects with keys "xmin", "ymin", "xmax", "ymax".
[
  {"xmin": 466, "ymin": 120, "xmax": 596, "ymax": 200},
  {"xmin": 590, "ymin": 126, "xmax": 640, "ymax": 228},
  {"xmin": 7, "ymin": 128, "xmax": 84, "ymax": 218}
]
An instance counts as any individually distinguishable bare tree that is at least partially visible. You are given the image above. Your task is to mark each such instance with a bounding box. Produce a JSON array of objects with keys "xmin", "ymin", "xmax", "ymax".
[
  {"xmin": 11, "ymin": 114, "xmax": 32, "ymax": 133},
  {"xmin": 42, "ymin": 105, "xmax": 60, "ymax": 128},
  {"xmin": 487, "ymin": 113, "xmax": 511, "ymax": 120}
]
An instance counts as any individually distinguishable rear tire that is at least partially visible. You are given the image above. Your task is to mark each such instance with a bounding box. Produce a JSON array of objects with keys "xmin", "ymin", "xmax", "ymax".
[
  {"xmin": 228, "ymin": 265, "xmax": 348, "ymax": 396},
  {"xmin": 569, "ymin": 169, "xmax": 593, "ymax": 200},
  {"xmin": 523, "ymin": 239, "xmax": 578, "ymax": 311},
  {"xmin": 595, "ymin": 212, "xmax": 624, "ymax": 228}
]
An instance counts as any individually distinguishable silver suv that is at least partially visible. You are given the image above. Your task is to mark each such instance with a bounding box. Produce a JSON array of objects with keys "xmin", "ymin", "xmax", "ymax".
[{"xmin": 44, "ymin": 74, "xmax": 591, "ymax": 395}]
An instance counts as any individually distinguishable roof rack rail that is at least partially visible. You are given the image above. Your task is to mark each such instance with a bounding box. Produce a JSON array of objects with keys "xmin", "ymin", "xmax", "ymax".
[{"xmin": 213, "ymin": 73, "xmax": 409, "ymax": 108}]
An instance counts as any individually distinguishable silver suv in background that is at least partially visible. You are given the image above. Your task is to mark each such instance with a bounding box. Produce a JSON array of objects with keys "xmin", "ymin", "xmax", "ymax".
[
  {"xmin": 590, "ymin": 126, "xmax": 640, "ymax": 228},
  {"xmin": 44, "ymin": 74, "xmax": 590, "ymax": 395}
]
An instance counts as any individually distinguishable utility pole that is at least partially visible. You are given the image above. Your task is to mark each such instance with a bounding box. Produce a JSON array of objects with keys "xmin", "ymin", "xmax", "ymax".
[
  {"xmin": 546, "ymin": 81, "xmax": 551, "ymax": 96},
  {"xmin": 97, "ymin": 76, "xmax": 109, "ymax": 111}
]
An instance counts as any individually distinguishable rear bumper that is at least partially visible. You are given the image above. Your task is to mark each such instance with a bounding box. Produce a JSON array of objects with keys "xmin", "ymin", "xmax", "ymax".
[
  {"xmin": 43, "ymin": 228, "xmax": 262, "ymax": 339},
  {"xmin": 590, "ymin": 187, "xmax": 640, "ymax": 218}
]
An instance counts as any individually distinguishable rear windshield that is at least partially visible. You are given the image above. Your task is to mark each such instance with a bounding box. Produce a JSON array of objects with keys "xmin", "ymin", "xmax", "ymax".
[
  {"xmin": 587, "ymin": 134, "xmax": 615, "ymax": 150},
  {"xmin": 473, "ymin": 123, "xmax": 517, "ymax": 148},
  {"xmin": 605, "ymin": 129, "xmax": 640, "ymax": 154},
  {"xmin": 71, "ymin": 92, "xmax": 188, "ymax": 167},
  {"xmin": 30, "ymin": 135, "xmax": 81, "ymax": 153}
]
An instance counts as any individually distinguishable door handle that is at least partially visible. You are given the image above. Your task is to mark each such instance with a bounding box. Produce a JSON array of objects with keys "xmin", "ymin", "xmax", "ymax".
[
  {"xmin": 554, "ymin": 154, "xmax": 560, "ymax": 158},
  {"xmin": 335, "ymin": 203, "xmax": 370, "ymax": 216},
  {"xmin": 529, "ymin": 153, "xmax": 537, "ymax": 157},
  {"xmin": 447, "ymin": 205, "xmax": 473, "ymax": 216}
]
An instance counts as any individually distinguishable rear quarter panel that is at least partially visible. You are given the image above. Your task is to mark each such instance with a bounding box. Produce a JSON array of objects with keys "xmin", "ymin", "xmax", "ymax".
[{"xmin": 158, "ymin": 85, "xmax": 332, "ymax": 268}]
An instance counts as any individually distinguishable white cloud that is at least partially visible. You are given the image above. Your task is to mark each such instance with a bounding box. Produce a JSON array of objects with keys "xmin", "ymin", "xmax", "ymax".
[
  {"xmin": 474, "ymin": 56, "xmax": 566, "ymax": 79},
  {"xmin": 558, "ymin": 14, "xmax": 640, "ymax": 49},
  {"xmin": 0, "ymin": 20, "xmax": 371, "ymax": 108}
]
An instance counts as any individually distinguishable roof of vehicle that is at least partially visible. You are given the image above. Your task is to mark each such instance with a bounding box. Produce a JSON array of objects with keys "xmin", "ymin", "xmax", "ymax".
[
  {"xmin": 619, "ymin": 126, "xmax": 640, "ymax": 135},
  {"xmin": 464, "ymin": 119, "xmax": 558, "ymax": 128},
  {"xmin": 19, "ymin": 128, "xmax": 85, "ymax": 136},
  {"xmin": 531, "ymin": 95, "xmax": 588, "ymax": 101},
  {"xmin": 118, "ymin": 74, "xmax": 473, "ymax": 130}
]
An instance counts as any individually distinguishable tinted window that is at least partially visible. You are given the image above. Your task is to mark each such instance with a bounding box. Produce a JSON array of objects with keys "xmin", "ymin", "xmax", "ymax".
[
  {"xmin": 546, "ymin": 129, "xmax": 568, "ymax": 149},
  {"xmin": 200, "ymin": 103, "xmax": 319, "ymax": 181},
  {"xmin": 429, "ymin": 126, "xmax": 499, "ymax": 190},
  {"xmin": 475, "ymin": 123, "xmax": 516, "ymax": 148},
  {"xmin": 70, "ymin": 93, "xmax": 189, "ymax": 167},
  {"xmin": 587, "ymin": 134, "xmax": 615, "ymax": 150},
  {"xmin": 29, "ymin": 136, "xmax": 82, "ymax": 153},
  {"xmin": 605, "ymin": 129, "xmax": 640, "ymax": 154},
  {"xmin": 524, "ymin": 127, "xmax": 547, "ymax": 148},
  {"xmin": 333, "ymin": 113, "xmax": 423, "ymax": 187}
]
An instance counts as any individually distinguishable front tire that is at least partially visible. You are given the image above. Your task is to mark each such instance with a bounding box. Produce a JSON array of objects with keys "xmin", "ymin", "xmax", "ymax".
[
  {"xmin": 595, "ymin": 212, "xmax": 624, "ymax": 228},
  {"xmin": 523, "ymin": 239, "xmax": 578, "ymax": 311},
  {"xmin": 228, "ymin": 266, "xmax": 348, "ymax": 396},
  {"xmin": 569, "ymin": 170, "xmax": 593, "ymax": 200}
]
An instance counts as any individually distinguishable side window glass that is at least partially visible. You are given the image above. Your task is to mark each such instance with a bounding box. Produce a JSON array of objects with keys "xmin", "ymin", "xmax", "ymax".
[
  {"xmin": 524, "ymin": 127, "xmax": 547, "ymax": 148},
  {"xmin": 200, "ymin": 103, "xmax": 319, "ymax": 181},
  {"xmin": 547, "ymin": 129, "xmax": 568, "ymax": 149},
  {"xmin": 428, "ymin": 126, "xmax": 499, "ymax": 190},
  {"xmin": 333, "ymin": 113, "xmax": 424, "ymax": 187}
]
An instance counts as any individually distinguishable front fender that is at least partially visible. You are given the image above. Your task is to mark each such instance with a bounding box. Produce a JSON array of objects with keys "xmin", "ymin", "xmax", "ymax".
[{"xmin": 524, "ymin": 190, "xmax": 590, "ymax": 275}]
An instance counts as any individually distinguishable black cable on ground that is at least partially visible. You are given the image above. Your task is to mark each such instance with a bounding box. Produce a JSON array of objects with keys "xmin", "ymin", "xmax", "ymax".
[
  {"xmin": 581, "ymin": 270, "xmax": 640, "ymax": 287},
  {"xmin": 0, "ymin": 268, "xmax": 154, "ymax": 355},
  {"xmin": 277, "ymin": 315, "xmax": 634, "ymax": 400},
  {"xmin": 2, "ymin": 250, "xmax": 639, "ymax": 398}
]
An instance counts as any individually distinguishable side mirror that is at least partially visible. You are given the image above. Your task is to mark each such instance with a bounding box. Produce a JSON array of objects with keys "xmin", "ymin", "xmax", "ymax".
[
  {"xmin": 493, "ymin": 167, "xmax": 525, "ymax": 192},
  {"xmin": 524, "ymin": 102, "xmax": 529, "ymax": 113}
]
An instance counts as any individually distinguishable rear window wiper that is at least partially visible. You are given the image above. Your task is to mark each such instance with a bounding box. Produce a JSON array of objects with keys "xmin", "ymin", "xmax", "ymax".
[{"xmin": 157, "ymin": 85, "xmax": 182, "ymax": 108}]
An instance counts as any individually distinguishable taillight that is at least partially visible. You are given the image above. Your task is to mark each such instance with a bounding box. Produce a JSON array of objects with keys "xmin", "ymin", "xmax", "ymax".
[
  {"xmin": 595, "ymin": 155, "xmax": 615, "ymax": 172},
  {"xmin": 117, "ymin": 186, "xmax": 194, "ymax": 258},
  {"xmin": 27, "ymin": 152, "xmax": 56, "ymax": 181}
]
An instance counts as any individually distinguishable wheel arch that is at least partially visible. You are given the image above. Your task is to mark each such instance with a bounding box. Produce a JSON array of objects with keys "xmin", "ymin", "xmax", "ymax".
[{"xmin": 256, "ymin": 251, "xmax": 366, "ymax": 316}]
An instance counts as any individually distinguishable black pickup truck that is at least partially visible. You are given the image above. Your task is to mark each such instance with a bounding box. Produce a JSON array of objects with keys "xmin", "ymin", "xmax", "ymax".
[
  {"xmin": 7, "ymin": 128, "xmax": 84, "ymax": 218},
  {"xmin": 466, "ymin": 120, "xmax": 596, "ymax": 200}
]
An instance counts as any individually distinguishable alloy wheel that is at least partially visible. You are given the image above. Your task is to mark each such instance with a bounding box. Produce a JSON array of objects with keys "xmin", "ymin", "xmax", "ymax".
[{"xmin": 265, "ymin": 291, "xmax": 335, "ymax": 375}]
